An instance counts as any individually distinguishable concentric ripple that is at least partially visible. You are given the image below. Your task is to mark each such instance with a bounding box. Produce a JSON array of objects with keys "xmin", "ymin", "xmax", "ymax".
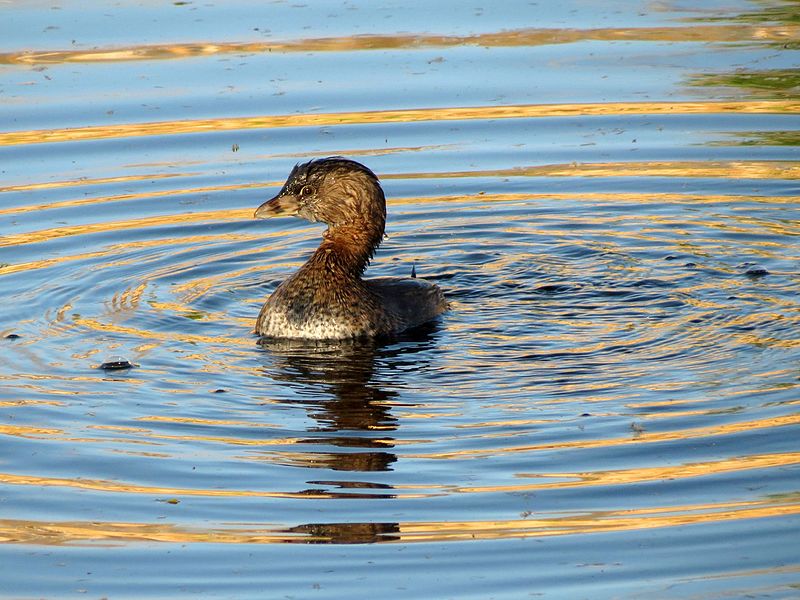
[{"xmin": 2, "ymin": 124, "xmax": 797, "ymax": 534}]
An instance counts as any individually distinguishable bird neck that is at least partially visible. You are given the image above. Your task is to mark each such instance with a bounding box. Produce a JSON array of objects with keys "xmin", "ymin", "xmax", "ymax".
[{"xmin": 309, "ymin": 222, "xmax": 383, "ymax": 278}]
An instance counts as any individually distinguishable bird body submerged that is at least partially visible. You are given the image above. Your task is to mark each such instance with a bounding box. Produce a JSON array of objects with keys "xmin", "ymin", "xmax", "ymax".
[{"xmin": 254, "ymin": 158, "xmax": 447, "ymax": 340}]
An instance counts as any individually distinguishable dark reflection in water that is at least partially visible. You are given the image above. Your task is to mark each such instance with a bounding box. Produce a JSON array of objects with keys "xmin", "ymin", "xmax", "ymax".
[
  {"xmin": 256, "ymin": 322, "xmax": 442, "ymax": 473},
  {"xmin": 285, "ymin": 521, "xmax": 400, "ymax": 544}
]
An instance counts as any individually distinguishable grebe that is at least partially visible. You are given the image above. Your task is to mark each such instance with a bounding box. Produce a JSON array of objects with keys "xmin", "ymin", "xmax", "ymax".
[{"xmin": 254, "ymin": 157, "xmax": 447, "ymax": 339}]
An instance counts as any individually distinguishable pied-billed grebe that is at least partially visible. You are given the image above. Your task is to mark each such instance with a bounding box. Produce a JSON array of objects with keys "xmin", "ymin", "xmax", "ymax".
[{"xmin": 254, "ymin": 157, "xmax": 448, "ymax": 339}]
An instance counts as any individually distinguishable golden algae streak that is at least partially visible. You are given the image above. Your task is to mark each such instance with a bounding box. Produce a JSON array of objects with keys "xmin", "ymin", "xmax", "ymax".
[
  {"xmin": 465, "ymin": 452, "xmax": 800, "ymax": 493},
  {"xmin": 0, "ymin": 173, "xmax": 188, "ymax": 195},
  {"xmin": 0, "ymin": 209, "xmax": 253, "ymax": 250},
  {"xmin": 0, "ymin": 400, "xmax": 66, "ymax": 407},
  {"xmin": 3, "ymin": 162, "xmax": 797, "ymax": 222},
  {"xmin": 391, "ymin": 498, "xmax": 800, "ymax": 543},
  {"xmin": 1, "ymin": 495, "xmax": 798, "ymax": 546},
  {"xmin": 134, "ymin": 415, "xmax": 281, "ymax": 428},
  {"xmin": 1, "ymin": 184, "xmax": 796, "ymax": 253},
  {"xmin": 0, "ymin": 425, "xmax": 64, "ymax": 438},
  {"xmin": 0, "ymin": 447, "xmax": 796, "ymax": 499},
  {"xmin": 0, "ymin": 519, "xmax": 320, "ymax": 546},
  {"xmin": 1, "ymin": 24, "xmax": 796, "ymax": 65},
  {"xmin": 408, "ymin": 414, "xmax": 800, "ymax": 460},
  {"xmin": 0, "ymin": 472, "xmax": 427, "ymax": 501},
  {"xmin": 70, "ymin": 316, "xmax": 253, "ymax": 348},
  {"xmin": 1, "ymin": 101, "xmax": 799, "ymax": 147},
  {"xmin": 0, "ymin": 182, "xmax": 269, "ymax": 219},
  {"xmin": 388, "ymin": 161, "xmax": 800, "ymax": 181}
]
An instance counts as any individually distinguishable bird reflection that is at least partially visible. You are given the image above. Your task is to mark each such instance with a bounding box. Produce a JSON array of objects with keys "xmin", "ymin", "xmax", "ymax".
[
  {"xmin": 256, "ymin": 321, "xmax": 441, "ymax": 474},
  {"xmin": 285, "ymin": 521, "xmax": 400, "ymax": 544}
]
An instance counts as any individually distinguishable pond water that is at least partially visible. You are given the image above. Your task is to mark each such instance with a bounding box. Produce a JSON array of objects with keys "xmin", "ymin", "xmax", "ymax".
[{"xmin": 1, "ymin": 0, "xmax": 799, "ymax": 597}]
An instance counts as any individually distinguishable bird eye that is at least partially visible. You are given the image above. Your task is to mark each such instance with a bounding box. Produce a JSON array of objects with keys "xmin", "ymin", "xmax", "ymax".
[{"xmin": 299, "ymin": 185, "xmax": 313, "ymax": 197}]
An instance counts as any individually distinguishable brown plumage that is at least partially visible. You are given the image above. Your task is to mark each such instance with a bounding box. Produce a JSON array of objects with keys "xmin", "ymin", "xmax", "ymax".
[{"xmin": 254, "ymin": 157, "xmax": 448, "ymax": 339}]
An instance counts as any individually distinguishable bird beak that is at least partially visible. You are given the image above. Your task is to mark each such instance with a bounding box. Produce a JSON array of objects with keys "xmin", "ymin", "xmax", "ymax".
[{"xmin": 254, "ymin": 193, "xmax": 300, "ymax": 219}]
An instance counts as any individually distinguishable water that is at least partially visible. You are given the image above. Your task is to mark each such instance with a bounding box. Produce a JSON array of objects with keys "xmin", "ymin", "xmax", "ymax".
[{"xmin": 1, "ymin": 1, "xmax": 799, "ymax": 597}]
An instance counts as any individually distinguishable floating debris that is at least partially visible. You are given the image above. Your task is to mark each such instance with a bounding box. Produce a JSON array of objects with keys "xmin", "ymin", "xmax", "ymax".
[
  {"xmin": 99, "ymin": 356, "xmax": 133, "ymax": 370},
  {"xmin": 535, "ymin": 283, "xmax": 574, "ymax": 294},
  {"xmin": 744, "ymin": 266, "xmax": 769, "ymax": 278}
]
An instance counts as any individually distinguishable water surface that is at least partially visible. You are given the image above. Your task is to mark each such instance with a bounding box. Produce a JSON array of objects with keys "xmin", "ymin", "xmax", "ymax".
[{"xmin": 1, "ymin": 0, "xmax": 799, "ymax": 597}]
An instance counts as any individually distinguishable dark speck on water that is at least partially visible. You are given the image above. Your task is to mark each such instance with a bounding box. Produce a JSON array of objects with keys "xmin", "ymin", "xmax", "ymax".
[
  {"xmin": 744, "ymin": 266, "xmax": 770, "ymax": 277},
  {"xmin": 98, "ymin": 356, "xmax": 134, "ymax": 370},
  {"xmin": 535, "ymin": 283, "xmax": 576, "ymax": 294}
]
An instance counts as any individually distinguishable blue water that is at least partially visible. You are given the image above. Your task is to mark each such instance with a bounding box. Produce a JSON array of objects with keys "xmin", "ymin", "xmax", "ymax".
[{"xmin": 1, "ymin": 0, "xmax": 799, "ymax": 597}]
